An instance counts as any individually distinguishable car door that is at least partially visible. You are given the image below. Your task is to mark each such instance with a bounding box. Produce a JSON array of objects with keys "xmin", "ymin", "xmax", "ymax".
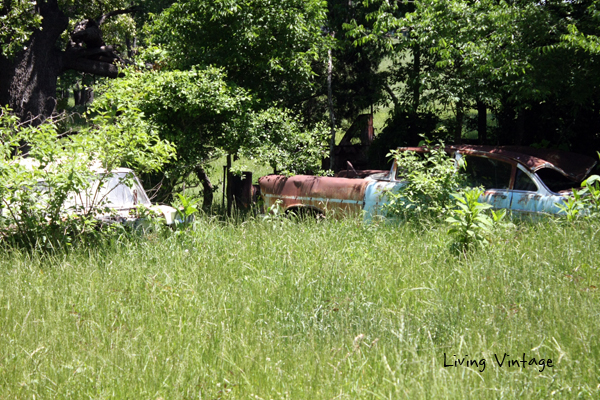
[
  {"xmin": 460, "ymin": 154, "xmax": 513, "ymax": 210},
  {"xmin": 362, "ymin": 170, "xmax": 406, "ymax": 220},
  {"xmin": 509, "ymin": 165, "xmax": 567, "ymax": 215},
  {"xmin": 508, "ymin": 165, "xmax": 542, "ymax": 214}
]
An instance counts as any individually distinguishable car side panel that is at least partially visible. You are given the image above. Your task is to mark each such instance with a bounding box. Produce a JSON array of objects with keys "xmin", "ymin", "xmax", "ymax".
[
  {"xmin": 509, "ymin": 166, "xmax": 568, "ymax": 215},
  {"xmin": 259, "ymin": 175, "xmax": 369, "ymax": 216},
  {"xmin": 481, "ymin": 189, "xmax": 512, "ymax": 210},
  {"xmin": 363, "ymin": 179, "xmax": 406, "ymax": 220},
  {"xmin": 510, "ymin": 191, "xmax": 567, "ymax": 215}
]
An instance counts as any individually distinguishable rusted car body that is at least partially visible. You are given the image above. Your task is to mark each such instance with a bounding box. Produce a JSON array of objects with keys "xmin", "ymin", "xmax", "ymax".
[{"xmin": 258, "ymin": 145, "xmax": 597, "ymax": 218}]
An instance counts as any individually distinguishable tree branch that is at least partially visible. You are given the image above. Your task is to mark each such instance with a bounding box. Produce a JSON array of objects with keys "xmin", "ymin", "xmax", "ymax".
[
  {"xmin": 63, "ymin": 57, "xmax": 119, "ymax": 78},
  {"xmin": 384, "ymin": 83, "xmax": 400, "ymax": 110},
  {"xmin": 68, "ymin": 45, "xmax": 116, "ymax": 58},
  {"xmin": 97, "ymin": 6, "xmax": 142, "ymax": 26}
]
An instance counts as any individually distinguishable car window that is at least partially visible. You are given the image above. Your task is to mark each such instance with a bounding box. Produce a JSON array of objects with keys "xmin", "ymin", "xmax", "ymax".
[
  {"xmin": 101, "ymin": 173, "xmax": 151, "ymax": 207},
  {"xmin": 514, "ymin": 169, "xmax": 538, "ymax": 191},
  {"xmin": 536, "ymin": 168, "xmax": 580, "ymax": 193},
  {"xmin": 463, "ymin": 155, "xmax": 512, "ymax": 190}
]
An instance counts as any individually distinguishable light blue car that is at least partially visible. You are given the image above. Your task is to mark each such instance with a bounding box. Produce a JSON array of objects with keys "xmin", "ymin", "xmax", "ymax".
[{"xmin": 259, "ymin": 145, "xmax": 597, "ymax": 219}]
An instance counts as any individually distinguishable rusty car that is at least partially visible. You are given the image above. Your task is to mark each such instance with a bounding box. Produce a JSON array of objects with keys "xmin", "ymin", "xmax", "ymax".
[{"xmin": 258, "ymin": 145, "xmax": 598, "ymax": 219}]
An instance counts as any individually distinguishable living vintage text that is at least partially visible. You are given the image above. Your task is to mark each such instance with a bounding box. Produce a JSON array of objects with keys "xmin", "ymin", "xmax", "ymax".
[{"xmin": 443, "ymin": 353, "xmax": 554, "ymax": 373}]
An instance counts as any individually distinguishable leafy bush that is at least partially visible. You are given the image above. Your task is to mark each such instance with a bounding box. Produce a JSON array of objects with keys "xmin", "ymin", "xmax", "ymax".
[
  {"xmin": 556, "ymin": 173, "xmax": 600, "ymax": 221},
  {"xmin": 446, "ymin": 188, "xmax": 508, "ymax": 253},
  {"xmin": 173, "ymin": 193, "xmax": 199, "ymax": 229},
  {"xmin": 95, "ymin": 67, "xmax": 329, "ymax": 203},
  {"xmin": 383, "ymin": 140, "xmax": 465, "ymax": 220},
  {"xmin": 581, "ymin": 175, "xmax": 600, "ymax": 216},
  {"xmin": 0, "ymin": 106, "xmax": 175, "ymax": 249}
]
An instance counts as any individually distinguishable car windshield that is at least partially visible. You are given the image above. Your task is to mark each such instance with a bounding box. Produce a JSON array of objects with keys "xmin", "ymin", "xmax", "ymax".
[
  {"xmin": 64, "ymin": 171, "xmax": 151, "ymax": 210},
  {"xmin": 100, "ymin": 172, "xmax": 151, "ymax": 207}
]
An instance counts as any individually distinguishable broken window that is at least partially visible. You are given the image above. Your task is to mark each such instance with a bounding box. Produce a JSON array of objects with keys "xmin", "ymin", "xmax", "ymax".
[
  {"xmin": 514, "ymin": 169, "xmax": 538, "ymax": 191},
  {"xmin": 463, "ymin": 156, "xmax": 512, "ymax": 190},
  {"xmin": 536, "ymin": 168, "xmax": 581, "ymax": 193}
]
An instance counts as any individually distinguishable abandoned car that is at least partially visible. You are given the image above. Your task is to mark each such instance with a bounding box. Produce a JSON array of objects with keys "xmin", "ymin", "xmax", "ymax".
[
  {"xmin": 258, "ymin": 145, "xmax": 598, "ymax": 218},
  {"xmin": 62, "ymin": 168, "xmax": 180, "ymax": 226},
  {"xmin": 4, "ymin": 163, "xmax": 180, "ymax": 227}
]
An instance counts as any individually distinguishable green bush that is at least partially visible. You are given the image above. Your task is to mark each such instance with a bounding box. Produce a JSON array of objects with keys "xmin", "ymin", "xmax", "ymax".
[
  {"xmin": 446, "ymin": 188, "xmax": 508, "ymax": 253},
  {"xmin": 383, "ymin": 140, "xmax": 465, "ymax": 220},
  {"xmin": 0, "ymin": 106, "xmax": 175, "ymax": 249}
]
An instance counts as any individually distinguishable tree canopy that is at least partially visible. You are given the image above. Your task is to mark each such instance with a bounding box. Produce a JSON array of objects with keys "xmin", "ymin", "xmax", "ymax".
[{"xmin": 3, "ymin": 0, "xmax": 600, "ymax": 187}]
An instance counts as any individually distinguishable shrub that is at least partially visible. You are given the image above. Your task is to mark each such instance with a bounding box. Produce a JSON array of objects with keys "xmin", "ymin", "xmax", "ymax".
[
  {"xmin": 445, "ymin": 188, "xmax": 508, "ymax": 253},
  {"xmin": 382, "ymin": 140, "xmax": 465, "ymax": 220},
  {"xmin": 0, "ymin": 106, "xmax": 175, "ymax": 249}
]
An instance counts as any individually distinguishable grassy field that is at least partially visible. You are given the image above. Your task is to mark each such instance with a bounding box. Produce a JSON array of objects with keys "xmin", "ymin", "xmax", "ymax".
[{"xmin": 1, "ymin": 216, "xmax": 599, "ymax": 399}]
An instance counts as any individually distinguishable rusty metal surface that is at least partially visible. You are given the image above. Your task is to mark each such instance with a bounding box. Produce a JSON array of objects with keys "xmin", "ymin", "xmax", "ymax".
[
  {"xmin": 259, "ymin": 174, "xmax": 370, "ymax": 215},
  {"xmin": 227, "ymin": 171, "xmax": 254, "ymax": 209},
  {"xmin": 400, "ymin": 145, "xmax": 597, "ymax": 182},
  {"xmin": 260, "ymin": 145, "xmax": 595, "ymax": 220},
  {"xmin": 451, "ymin": 145, "xmax": 596, "ymax": 181}
]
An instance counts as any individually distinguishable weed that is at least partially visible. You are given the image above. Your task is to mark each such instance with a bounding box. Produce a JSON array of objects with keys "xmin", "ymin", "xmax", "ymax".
[
  {"xmin": 383, "ymin": 138, "xmax": 465, "ymax": 220},
  {"xmin": 0, "ymin": 217, "xmax": 599, "ymax": 398},
  {"xmin": 446, "ymin": 188, "xmax": 494, "ymax": 252},
  {"xmin": 172, "ymin": 193, "xmax": 199, "ymax": 229}
]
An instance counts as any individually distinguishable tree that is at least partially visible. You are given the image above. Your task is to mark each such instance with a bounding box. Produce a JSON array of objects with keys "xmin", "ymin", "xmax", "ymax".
[
  {"xmin": 149, "ymin": 0, "xmax": 330, "ymax": 109},
  {"xmin": 94, "ymin": 67, "xmax": 328, "ymax": 208},
  {"xmin": 0, "ymin": 0, "xmax": 147, "ymax": 122},
  {"xmin": 348, "ymin": 0, "xmax": 600, "ymax": 151}
]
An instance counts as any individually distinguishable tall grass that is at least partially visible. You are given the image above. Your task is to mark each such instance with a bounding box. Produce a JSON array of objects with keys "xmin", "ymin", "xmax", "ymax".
[{"xmin": 0, "ymin": 217, "xmax": 598, "ymax": 399}]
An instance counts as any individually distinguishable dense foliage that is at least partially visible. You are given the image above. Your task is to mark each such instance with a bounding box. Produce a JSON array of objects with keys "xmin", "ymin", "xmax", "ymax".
[
  {"xmin": 149, "ymin": 0, "xmax": 330, "ymax": 107},
  {"xmin": 347, "ymin": 0, "xmax": 600, "ymax": 151},
  {"xmin": 94, "ymin": 67, "xmax": 329, "ymax": 203},
  {"xmin": 0, "ymin": 105, "xmax": 174, "ymax": 249},
  {"xmin": 384, "ymin": 142, "xmax": 465, "ymax": 219}
]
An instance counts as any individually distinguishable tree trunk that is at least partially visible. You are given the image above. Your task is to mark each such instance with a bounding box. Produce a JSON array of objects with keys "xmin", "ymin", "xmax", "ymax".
[
  {"xmin": 409, "ymin": 43, "xmax": 421, "ymax": 145},
  {"xmin": 327, "ymin": 46, "xmax": 336, "ymax": 171},
  {"xmin": 0, "ymin": 2, "xmax": 138, "ymax": 123},
  {"xmin": 477, "ymin": 100, "xmax": 487, "ymax": 144},
  {"xmin": 195, "ymin": 165, "xmax": 214, "ymax": 210},
  {"xmin": 0, "ymin": 0, "xmax": 68, "ymax": 122},
  {"xmin": 454, "ymin": 99, "xmax": 464, "ymax": 144},
  {"xmin": 86, "ymin": 87, "xmax": 94, "ymax": 104},
  {"xmin": 73, "ymin": 85, "xmax": 82, "ymax": 105}
]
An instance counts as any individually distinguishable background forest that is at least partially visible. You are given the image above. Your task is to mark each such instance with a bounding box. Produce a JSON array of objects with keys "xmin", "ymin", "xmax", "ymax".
[{"xmin": 3, "ymin": 0, "xmax": 600, "ymax": 206}]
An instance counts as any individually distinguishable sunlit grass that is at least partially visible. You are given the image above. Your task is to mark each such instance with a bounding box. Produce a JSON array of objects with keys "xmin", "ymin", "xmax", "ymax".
[{"xmin": 1, "ymin": 218, "xmax": 599, "ymax": 398}]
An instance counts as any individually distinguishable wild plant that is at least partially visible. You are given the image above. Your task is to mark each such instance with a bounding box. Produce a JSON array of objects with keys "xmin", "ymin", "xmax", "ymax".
[
  {"xmin": 446, "ymin": 188, "xmax": 495, "ymax": 252},
  {"xmin": 383, "ymin": 138, "xmax": 466, "ymax": 220},
  {"xmin": 173, "ymin": 193, "xmax": 199, "ymax": 229},
  {"xmin": 580, "ymin": 175, "xmax": 600, "ymax": 217},
  {"xmin": 555, "ymin": 191, "xmax": 584, "ymax": 222},
  {"xmin": 0, "ymin": 105, "xmax": 175, "ymax": 249}
]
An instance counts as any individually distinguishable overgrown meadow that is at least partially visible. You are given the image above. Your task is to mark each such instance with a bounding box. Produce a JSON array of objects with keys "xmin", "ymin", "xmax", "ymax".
[{"xmin": 1, "ymin": 216, "xmax": 599, "ymax": 399}]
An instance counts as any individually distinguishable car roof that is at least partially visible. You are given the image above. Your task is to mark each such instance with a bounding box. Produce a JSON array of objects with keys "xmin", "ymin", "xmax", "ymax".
[{"xmin": 398, "ymin": 145, "xmax": 597, "ymax": 182}]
